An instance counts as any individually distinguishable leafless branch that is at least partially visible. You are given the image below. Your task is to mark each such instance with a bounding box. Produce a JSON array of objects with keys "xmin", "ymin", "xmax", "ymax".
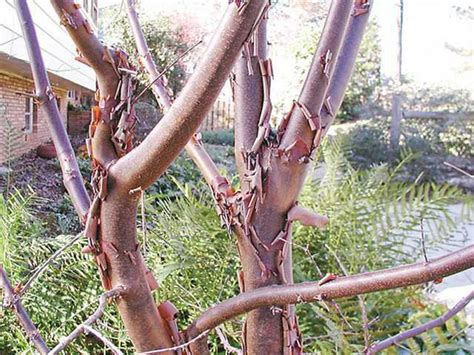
[
  {"xmin": 0, "ymin": 266, "xmax": 49, "ymax": 354},
  {"xmin": 82, "ymin": 325, "xmax": 123, "ymax": 355},
  {"xmin": 48, "ymin": 286, "xmax": 124, "ymax": 354},
  {"xmin": 15, "ymin": 0, "xmax": 90, "ymax": 219},
  {"xmin": 216, "ymin": 326, "xmax": 243, "ymax": 355},
  {"xmin": 113, "ymin": 0, "xmax": 268, "ymax": 192},
  {"xmin": 420, "ymin": 218, "xmax": 429, "ymax": 263},
  {"xmin": 326, "ymin": 245, "xmax": 370, "ymax": 345},
  {"xmin": 443, "ymin": 161, "xmax": 473, "ymax": 178},
  {"xmin": 136, "ymin": 330, "xmax": 210, "ymax": 354},
  {"xmin": 18, "ymin": 232, "xmax": 83, "ymax": 299},
  {"xmin": 186, "ymin": 244, "xmax": 474, "ymax": 338},
  {"xmin": 125, "ymin": 0, "xmax": 229, "ymax": 195},
  {"xmin": 366, "ymin": 290, "xmax": 474, "ymax": 354}
]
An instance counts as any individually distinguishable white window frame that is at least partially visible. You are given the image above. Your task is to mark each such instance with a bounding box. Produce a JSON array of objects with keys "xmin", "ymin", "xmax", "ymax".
[{"xmin": 24, "ymin": 97, "xmax": 34, "ymax": 135}]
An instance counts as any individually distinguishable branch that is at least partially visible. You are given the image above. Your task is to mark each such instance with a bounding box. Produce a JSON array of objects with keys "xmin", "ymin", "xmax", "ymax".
[
  {"xmin": 279, "ymin": 0, "xmax": 353, "ymax": 150},
  {"xmin": 49, "ymin": 286, "xmax": 124, "ymax": 354},
  {"xmin": 320, "ymin": 0, "xmax": 373, "ymax": 133},
  {"xmin": 15, "ymin": 0, "xmax": 90, "ymax": 220},
  {"xmin": 112, "ymin": 0, "xmax": 268, "ymax": 192},
  {"xmin": 125, "ymin": 0, "xmax": 227, "ymax": 194},
  {"xmin": 18, "ymin": 232, "xmax": 83, "ymax": 299},
  {"xmin": 0, "ymin": 266, "xmax": 49, "ymax": 354},
  {"xmin": 232, "ymin": 3, "xmax": 270, "ymax": 175},
  {"xmin": 135, "ymin": 330, "xmax": 210, "ymax": 354},
  {"xmin": 186, "ymin": 244, "xmax": 474, "ymax": 338},
  {"xmin": 82, "ymin": 325, "xmax": 123, "ymax": 355},
  {"xmin": 49, "ymin": 0, "xmax": 120, "ymax": 167},
  {"xmin": 367, "ymin": 290, "xmax": 474, "ymax": 354}
]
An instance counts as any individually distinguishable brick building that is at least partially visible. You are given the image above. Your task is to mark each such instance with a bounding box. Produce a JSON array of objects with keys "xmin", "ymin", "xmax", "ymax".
[{"xmin": 0, "ymin": 0, "xmax": 98, "ymax": 163}]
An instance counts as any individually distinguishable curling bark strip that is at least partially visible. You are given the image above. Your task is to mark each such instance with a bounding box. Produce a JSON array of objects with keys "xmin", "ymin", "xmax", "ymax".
[
  {"xmin": 228, "ymin": 1, "xmax": 356, "ymax": 353},
  {"xmin": 186, "ymin": 244, "xmax": 474, "ymax": 338},
  {"xmin": 15, "ymin": 0, "xmax": 90, "ymax": 220}
]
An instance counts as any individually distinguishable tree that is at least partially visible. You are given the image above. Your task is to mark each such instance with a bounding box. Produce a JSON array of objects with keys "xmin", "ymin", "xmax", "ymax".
[{"xmin": 1, "ymin": 0, "xmax": 473, "ymax": 354}]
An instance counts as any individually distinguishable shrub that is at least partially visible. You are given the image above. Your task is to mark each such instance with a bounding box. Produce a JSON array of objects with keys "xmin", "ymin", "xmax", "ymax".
[{"xmin": 201, "ymin": 129, "xmax": 235, "ymax": 146}]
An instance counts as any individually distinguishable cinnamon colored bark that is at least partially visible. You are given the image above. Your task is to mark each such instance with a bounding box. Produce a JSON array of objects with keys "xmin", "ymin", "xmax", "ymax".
[
  {"xmin": 320, "ymin": 0, "xmax": 374, "ymax": 134},
  {"xmin": 46, "ymin": 1, "xmax": 267, "ymax": 353},
  {"xmin": 15, "ymin": 0, "xmax": 90, "ymax": 220},
  {"xmin": 49, "ymin": 0, "xmax": 119, "ymax": 168},
  {"xmin": 230, "ymin": 1, "xmax": 355, "ymax": 353},
  {"xmin": 186, "ymin": 244, "xmax": 474, "ymax": 338}
]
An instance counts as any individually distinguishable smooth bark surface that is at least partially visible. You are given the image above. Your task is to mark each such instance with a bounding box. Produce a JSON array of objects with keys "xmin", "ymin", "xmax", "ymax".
[
  {"xmin": 15, "ymin": 0, "xmax": 90, "ymax": 219},
  {"xmin": 187, "ymin": 244, "xmax": 474, "ymax": 337}
]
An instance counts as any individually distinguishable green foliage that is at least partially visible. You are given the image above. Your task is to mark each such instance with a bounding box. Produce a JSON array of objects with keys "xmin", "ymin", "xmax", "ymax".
[
  {"xmin": 0, "ymin": 190, "xmax": 131, "ymax": 353},
  {"xmin": 1, "ymin": 141, "xmax": 471, "ymax": 353},
  {"xmin": 292, "ymin": 138, "xmax": 473, "ymax": 353},
  {"xmin": 201, "ymin": 129, "xmax": 235, "ymax": 147},
  {"xmin": 295, "ymin": 21, "xmax": 381, "ymax": 121},
  {"xmin": 0, "ymin": 119, "xmax": 23, "ymax": 198}
]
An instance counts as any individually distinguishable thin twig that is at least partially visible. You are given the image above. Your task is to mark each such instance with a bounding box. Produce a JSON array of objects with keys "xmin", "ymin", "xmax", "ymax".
[
  {"xmin": 132, "ymin": 39, "xmax": 203, "ymax": 104},
  {"xmin": 326, "ymin": 245, "xmax": 369, "ymax": 341},
  {"xmin": 443, "ymin": 161, "xmax": 473, "ymax": 178},
  {"xmin": 140, "ymin": 190, "xmax": 147, "ymax": 254},
  {"xmin": 420, "ymin": 218, "xmax": 429, "ymax": 263},
  {"xmin": 136, "ymin": 330, "xmax": 210, "ymax": 354},
  {"xmin": 0, "ymin": 266, "xmax": 49, "ymax": 354},
  {"xmin": 367, "ymin": 290, "xmax": 474, "ymax": 354},
  {"xmin": 82, "ymin": 325, "xmax": 123, "ymax": 355},
  {"xmin": 216, "ymin": 326, "xmax": 243, "ymax": 355},
  {"xmin": 18, "ymin": 232, "xmax": 83, "ymax": 299},
  {"xmin": 49, "ymin": 286, "xmax": 125, "ymax": 354}
]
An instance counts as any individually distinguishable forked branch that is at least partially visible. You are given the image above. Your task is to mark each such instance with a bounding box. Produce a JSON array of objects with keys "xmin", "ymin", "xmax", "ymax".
[{"xmin": 49, "ymin": 286, "xmax": 124, "ymax": 354}]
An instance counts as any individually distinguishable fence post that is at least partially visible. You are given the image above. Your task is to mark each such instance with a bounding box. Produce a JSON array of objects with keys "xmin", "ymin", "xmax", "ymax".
[{"xmin": 390, "ymin": 94, "xmax": 402, "ymax": 151}]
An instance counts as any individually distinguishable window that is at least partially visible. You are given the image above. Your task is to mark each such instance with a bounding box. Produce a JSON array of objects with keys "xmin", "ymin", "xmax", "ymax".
[
  {"xmin": 68, "ymin": 90, "xmax": 76, "ymax": 99},
  {"xmin": 24, "ymin": 97, "xmax": 34, "ymax": 134}
]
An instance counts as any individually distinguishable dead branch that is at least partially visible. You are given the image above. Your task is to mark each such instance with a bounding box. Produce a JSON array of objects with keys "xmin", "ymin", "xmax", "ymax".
[
  {"xmin": 18, "ymin": 232, "xmax": 83, "ymax": 299},
  {"xmin": 366, "ymin": 290, "xmax": 474, "ymax": 354},
  {"xmin": 48, "ymin": 286, "xmax": 124, "ymax": 354},
  {"xmin": 186, "ymin": 244, "xmax": 474, "ymax": 338},
  {"xmin": 0, "ymin": 266, "xmax": 49, "ymax": 354},
  {"xmin": 326, "ymin": 246, "xmax": 372, "ymax": 349},
  {"xmin": 216, "ymin": 326, "xmax": 243, "ymax": 355},
  {"xmin": 82, "ymin": 325, "xmax": 123, "ymax": 355}
]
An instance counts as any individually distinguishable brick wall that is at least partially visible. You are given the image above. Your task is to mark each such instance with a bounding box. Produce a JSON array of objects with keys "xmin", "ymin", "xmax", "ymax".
[
  {"xmin": 67, "ymin": 110, "xmax": 91, "ymax": 135},
  {"xmin": 0, "ymin": 71, "xmax": 68, "ymax": 163}
]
